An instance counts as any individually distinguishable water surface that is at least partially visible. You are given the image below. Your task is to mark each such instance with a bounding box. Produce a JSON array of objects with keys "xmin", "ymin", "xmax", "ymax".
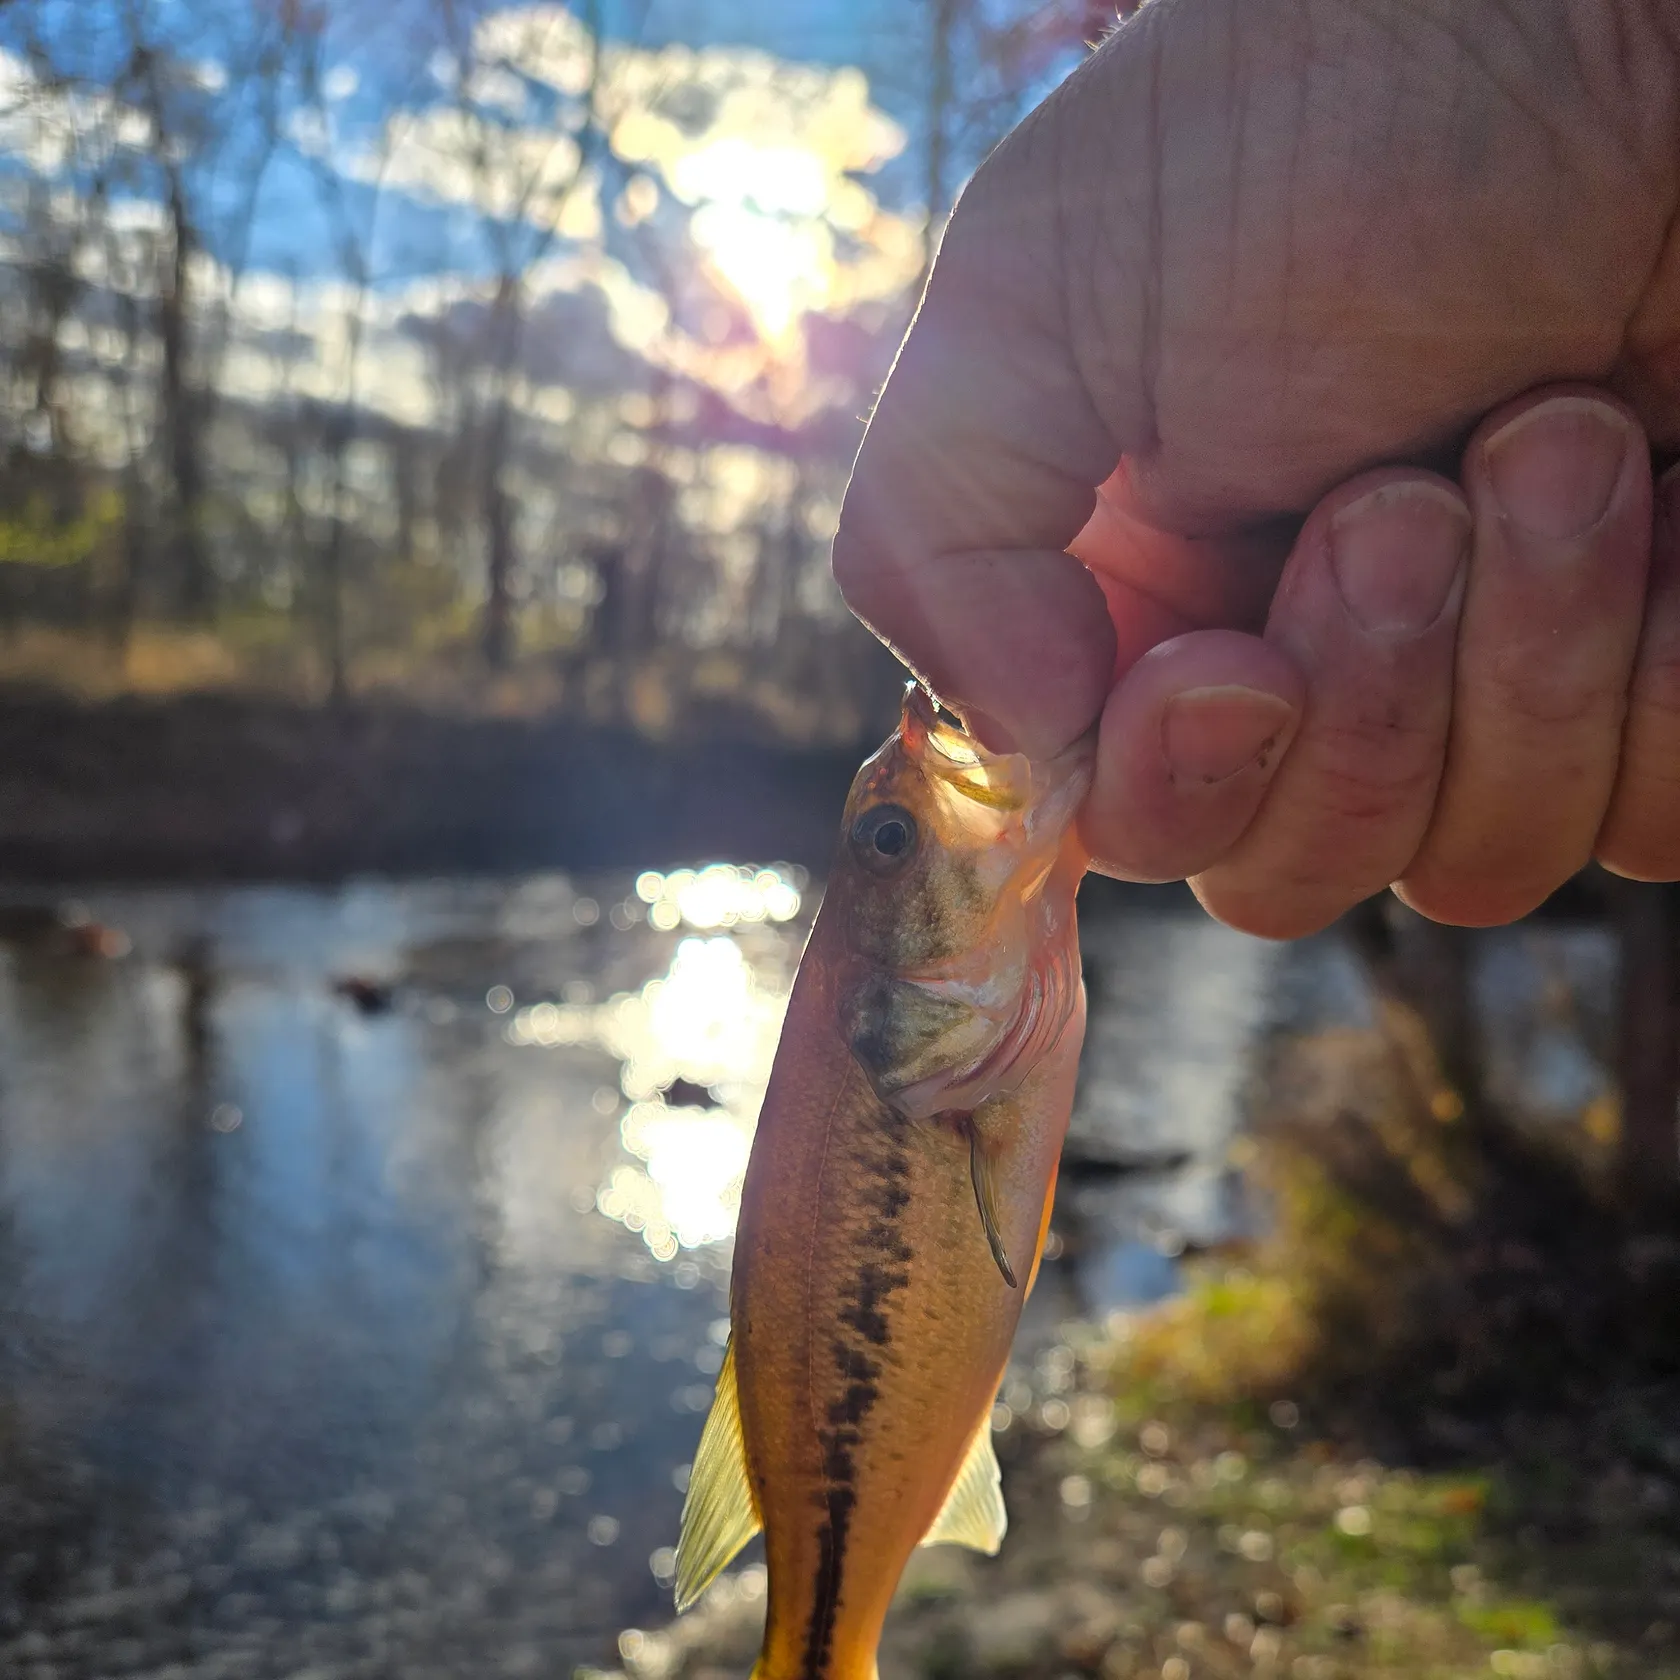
[{"xmin": 0, "ymin": 872, "xmax": 1608, "ymax": 1677}]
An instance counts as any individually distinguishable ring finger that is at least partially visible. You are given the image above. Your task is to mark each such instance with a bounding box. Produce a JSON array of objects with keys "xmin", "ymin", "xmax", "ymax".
[{"xmin": 1397, "ymin": 389, "xmax": 1653, "ymax": 924}]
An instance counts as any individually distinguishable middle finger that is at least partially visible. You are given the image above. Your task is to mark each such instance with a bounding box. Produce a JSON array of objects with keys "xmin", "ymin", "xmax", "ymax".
[
  {"xmin": 1398, "ymin": 389, "xmax": 1652, "ymax": 926},
  {"xmin": 1191, "ymin": 471, "xmax": 1470, "ymax": 938}
]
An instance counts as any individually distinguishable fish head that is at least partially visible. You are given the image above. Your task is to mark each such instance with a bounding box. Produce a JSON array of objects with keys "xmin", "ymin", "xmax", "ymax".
[{"xmin": 836, "ymin": 684, "xmax": 1093, "ymax": 1119}]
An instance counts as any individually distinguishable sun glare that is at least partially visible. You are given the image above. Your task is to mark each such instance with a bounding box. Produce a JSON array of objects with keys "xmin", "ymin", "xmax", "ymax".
[{"xmin": 673, "ymin": 138, "xmax": 838, "ymax": 345}]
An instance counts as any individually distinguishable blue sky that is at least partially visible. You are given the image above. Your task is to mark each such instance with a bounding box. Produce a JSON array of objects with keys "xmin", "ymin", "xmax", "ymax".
[
  {"xmin": 0, "ymin": 0, "xmax": 1075, "ymax": 479},
  {"xmin": 616, "ymin": 0, "xmax": 914, "ymax": 70},
  {"xmin": 0, "ymin": 0, "xmax": 946, "ymax": 289}
]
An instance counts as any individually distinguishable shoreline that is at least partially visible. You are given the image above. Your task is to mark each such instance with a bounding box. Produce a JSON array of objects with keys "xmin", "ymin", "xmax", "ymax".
[
  {"xmin": 0, "ymin": 691, "xmax": 1611, "ymax": 925},
  {"xmin": 0, "ymin": 689, "xmax": 869, "ymax": 884}
]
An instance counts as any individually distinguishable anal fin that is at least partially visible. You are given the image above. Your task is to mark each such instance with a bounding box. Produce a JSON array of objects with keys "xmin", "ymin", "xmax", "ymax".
[
  {"xmin": 919, "ymin": 1415, "xmax": 1007, "ymax": 1555},
  {"xmin": 969, "ymin": 1128, "xmax": 1017, "ymax": 1288},
  {"xmin": 674, "ymin": 1341, "xmax": 762, "ymax": 1611}
]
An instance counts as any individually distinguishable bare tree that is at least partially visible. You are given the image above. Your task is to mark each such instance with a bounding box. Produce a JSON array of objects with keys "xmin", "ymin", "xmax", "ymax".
[
  {"xmin": 424, "ymin": 0, "xmax": 610, "ymax": 668},
  {"xmin": 109, "ymin": 1, "xmax": 300, "ymax": 620},
  {"xmin": 296, "ymin": 29, "xmax": 407, "ymax": 703},
  {"xmin": 0, "ymin": 0, "xmax": 933, "ymax": 733},
  {"xmin": 15, "ymin": 179, "xmax": 87, "ymax": 470},
  {"xmin": 922, "ymin": 0, "xmax": 960, "ymax": 284},
  {"xmin": 103, "ymin": 232, "xmax": 158, "ymax": 647},
  {"xmin": 916, "ymin": 1, "xmax": 1095, "ymax": 286}
]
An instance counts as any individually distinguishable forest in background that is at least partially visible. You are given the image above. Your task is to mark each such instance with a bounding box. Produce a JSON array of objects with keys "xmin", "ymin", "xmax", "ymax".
[{"xmin": 0, "ymin": 0, "xmax": 1107, "ymax": 745}]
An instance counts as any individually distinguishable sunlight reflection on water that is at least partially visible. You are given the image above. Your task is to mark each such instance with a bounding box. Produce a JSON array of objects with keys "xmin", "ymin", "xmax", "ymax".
[
  {"xmin": 634, "ymin": 861, "xmax": 806, "ymax": 931},
  {"xmin": 499, "ymin": 864, "xmax": 806, "ymax": 1262}
]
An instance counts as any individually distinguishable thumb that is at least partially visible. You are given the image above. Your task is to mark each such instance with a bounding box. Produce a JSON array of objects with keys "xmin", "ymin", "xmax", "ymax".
[{"xmin": 831, "ymin": 35, "xmax": 1157, "ymax": 757}]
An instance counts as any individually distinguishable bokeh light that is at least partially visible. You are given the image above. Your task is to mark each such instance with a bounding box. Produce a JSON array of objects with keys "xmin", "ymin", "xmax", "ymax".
[{"xmin": 505, "ymin": 866, "xmax": 805, "ymax": 1258}]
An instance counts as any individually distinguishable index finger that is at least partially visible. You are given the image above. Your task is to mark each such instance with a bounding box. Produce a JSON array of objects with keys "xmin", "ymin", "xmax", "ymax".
[{"xmin": 831, "ymin": 53, "xmax": 1148, "ymax": 757}]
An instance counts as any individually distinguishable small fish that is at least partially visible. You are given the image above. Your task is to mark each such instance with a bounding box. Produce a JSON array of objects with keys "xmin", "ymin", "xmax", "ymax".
[{"xmin": 675, "ymin": 684, "xmax": 1093, "ymax": 1679}]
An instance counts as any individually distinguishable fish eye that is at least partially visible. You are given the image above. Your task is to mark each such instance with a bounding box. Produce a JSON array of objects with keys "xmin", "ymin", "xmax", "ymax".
[{"xmin": 850, "ymin": 804, "xmax": 918, "ymax": 876}]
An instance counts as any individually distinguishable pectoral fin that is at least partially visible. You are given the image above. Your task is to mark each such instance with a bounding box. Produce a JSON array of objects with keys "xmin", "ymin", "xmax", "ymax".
[
  {"xmin": 969, "ymin": 1128, "xmax": 1017, "ymax": 1288},
  {"xmin": 919, "ymin": 1415, "xmax": 1007, "ymax": 1554},
  {"xmin": 674, "ymin": 1341, "xmax": 761, "ymax": 1612}
]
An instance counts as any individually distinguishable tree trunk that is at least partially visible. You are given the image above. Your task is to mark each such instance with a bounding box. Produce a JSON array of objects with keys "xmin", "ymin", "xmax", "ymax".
[
  {"xmin": 480, "ymin": 279, "xmax": 522, "ymax": 670},
  {"xmin": 482, "ymin": 455, "xmax": 515, "ymax": 670},
  {"xmin": 25, "ymin": 254, "xmax": 76, "ymax": 462},
  {"xmin": 160, "ymin": 177, "xmax": 210, "ymax": 620},
  {"xmin": 321, "ymin": 514, "xmax": 349, "ymax": 707},
  {"xmin": 921, "ymin": 0, "xmax": 959, "ymax": 286},
  {"xmin": 1610, "ymin": 877, "xmax": 1680, "ymax": 1217},
  {"xmin": 1342, "ymin": 895, "xmax": 1493, "ymax": 1132}
]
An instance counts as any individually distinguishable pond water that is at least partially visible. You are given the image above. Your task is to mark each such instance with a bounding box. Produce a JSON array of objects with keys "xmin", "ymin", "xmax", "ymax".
[{"xmin": 0, "ymin": 870, "xmax": 1613, "ymax": 1679}]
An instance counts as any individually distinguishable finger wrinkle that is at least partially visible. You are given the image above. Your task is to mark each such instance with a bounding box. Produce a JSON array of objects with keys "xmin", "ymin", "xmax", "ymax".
[{"xmin": 1463, "ymin": 662, "xmax": 1630, "ymax": 735}]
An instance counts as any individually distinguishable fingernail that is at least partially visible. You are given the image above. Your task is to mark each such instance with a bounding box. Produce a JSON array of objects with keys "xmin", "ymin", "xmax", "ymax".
[
  {"xmin": 1330, "ymin": 481, "xmax": 1470, "ymax": 635},
  {"xmin": 1161, "ymin": 686, "xmax": 1297, "ymax": 785},
  {"xmin": 1483, "ymin": 395, "xmax": 1632, "ymax": 542}
]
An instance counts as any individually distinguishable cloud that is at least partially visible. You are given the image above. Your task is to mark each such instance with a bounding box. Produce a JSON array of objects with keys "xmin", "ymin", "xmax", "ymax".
[
  {"xmin": 322, "ymin": 65, "xmax": 360, "ymax": 104},
  {"xmin": 315, "ymin": 6, "xmax": 919, "ymax": 349},
  {"xmin": 0, "ymin": 5, "xmax": 922, "ymax": 549}
]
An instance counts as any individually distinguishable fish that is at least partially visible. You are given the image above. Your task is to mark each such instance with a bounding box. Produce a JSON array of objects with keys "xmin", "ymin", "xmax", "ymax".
[{"xmin": 674, "ymin": 682, "xmax": 1094, "ymax": 1680}]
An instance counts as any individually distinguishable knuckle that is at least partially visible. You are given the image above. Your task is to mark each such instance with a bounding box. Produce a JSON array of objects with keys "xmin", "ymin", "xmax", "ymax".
[
  {"xmin": 1611, "ymin": 746, "xmax": 1680, "ymax": 806},
  {"xmin": 1296, "ymin": 716, "xmax": 1443, "ymax": 828},
  {"xmin": 1628, "ymin": 642, "xmax": 1680, "ymax": 723},
  {"xmin": 1196, "ymin": 715, "xmax": 1447, "ymax": 930},
  {"xmin": 1396, "ymin": 876, "xmax": 1552, "ymax": 930},
  {"xmin": 1305, "ymin": 766, "xmax": 1436, "ymax": 833},
  {"xmin": 1471, "ymin": 655, "xmax": 1627, "ymax": 736},
  {"xmin": 1400, "ymin": 845, "xmax": 1591, "ymax": 929},
  {"xmin": 1597, "ymin": 798, "xmax": 1680, "ymax": 883},
  {"xmin": 829, "ymin": 505, "xmax": 906, "ymax": 624},
  {"xmin": 1193, "ymin": 876, "xmax": 1353, "ymax": 942}
]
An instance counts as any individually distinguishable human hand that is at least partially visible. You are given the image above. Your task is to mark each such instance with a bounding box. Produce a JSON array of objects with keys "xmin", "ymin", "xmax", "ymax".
[{"xmin": 833, "ymin": 0, "xmax": 1680, "ymax": 936}]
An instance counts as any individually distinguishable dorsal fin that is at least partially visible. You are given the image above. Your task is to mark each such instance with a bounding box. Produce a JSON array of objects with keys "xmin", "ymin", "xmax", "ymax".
[
  {"xmin": 675, "ymin": 1341, "xmax": 762, "ymax": 1611},
  {"xmin": 919, "ymin": 1416, "xmax": 1007, "ymax": 1554}
]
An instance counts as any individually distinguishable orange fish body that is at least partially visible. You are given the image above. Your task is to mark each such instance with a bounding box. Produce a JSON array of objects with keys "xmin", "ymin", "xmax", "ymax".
[{"xmin": 676, "ymin": 688, "xmax": 1093, "ymax": 1680}]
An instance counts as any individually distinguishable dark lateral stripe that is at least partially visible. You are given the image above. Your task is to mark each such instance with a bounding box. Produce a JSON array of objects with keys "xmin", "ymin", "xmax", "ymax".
[
  {"xmin": 799, "ymin": 1109, "xmax": 914, "ymax": 1679},
  {"xmin": 799, "ymin": 1487, "xmax": 855, "ymax": 1680}
]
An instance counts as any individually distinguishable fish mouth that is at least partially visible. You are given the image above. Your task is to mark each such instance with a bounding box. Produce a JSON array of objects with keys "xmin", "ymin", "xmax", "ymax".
[
  {"xmin": 900, "ymin": 684, "xmax": 1094, "ymax": 831},
  {"xmin": 842, "ymin": 685, "xmax": 1092, "ymax": 1119}
]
